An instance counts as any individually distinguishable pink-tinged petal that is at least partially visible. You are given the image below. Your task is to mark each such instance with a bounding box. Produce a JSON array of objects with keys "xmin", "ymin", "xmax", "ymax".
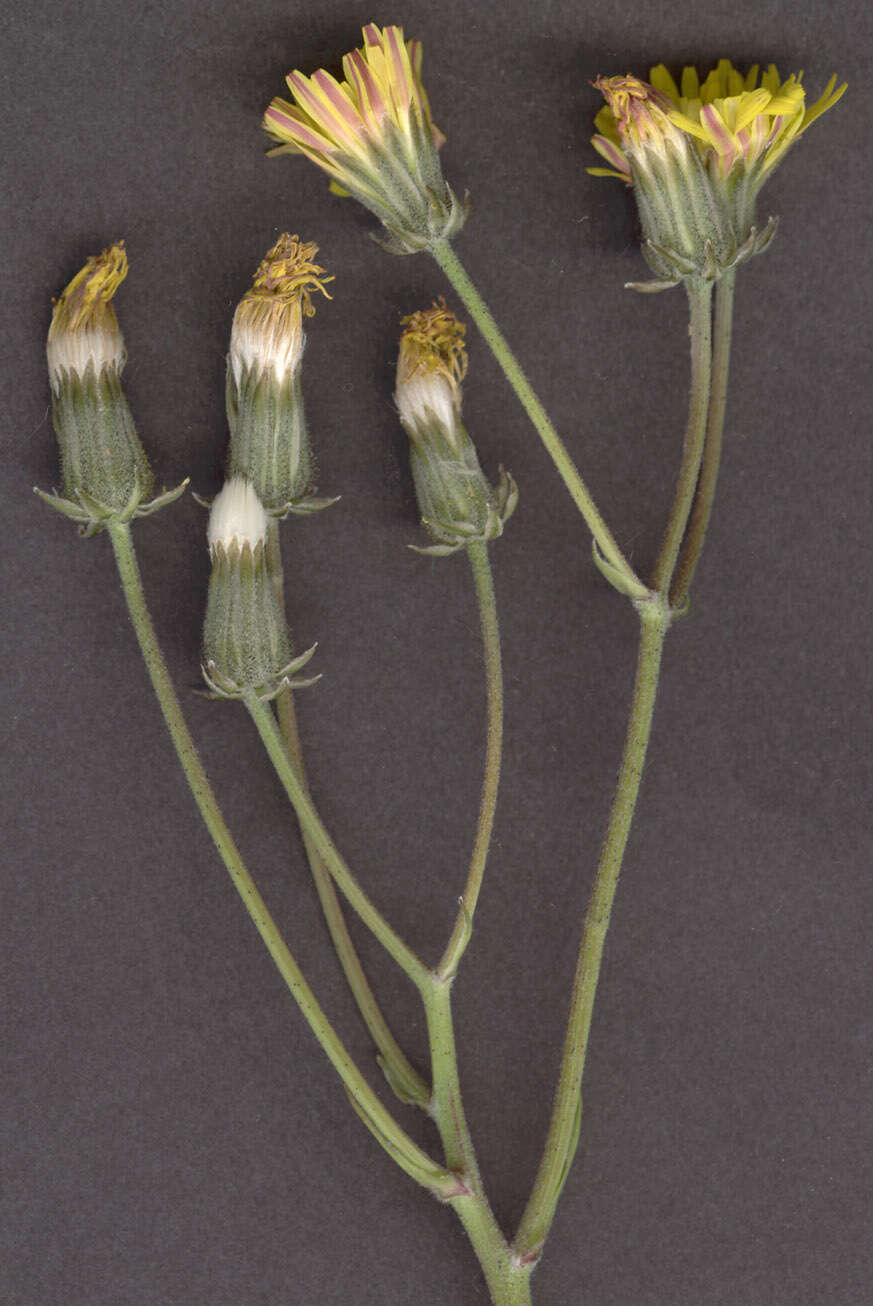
[
  {"xmin": 344, "ymin": 48, "xmax": 388, "ymax": 127},
  {"xmin": 746, "ymin": 114, "xmax": 769, "ymax": 161},
  {"xmin": 587, "ymin": 165, "xmax": 632, "ymax": 181},
  {"xmin": 592, "ymin": 134, "xmax": 631, "ymax": 175},
  {"xmin": 287, "ymin": 71, "xmax": 364, "ymax": 153},
  {"xmin": 700, "ymin": 103, "xmax": 735, "ymax": 156},
  {"xmin": 766, "ymin": 114, "xmax": 786, "ymax": 146},
  {"xmin": 362, "ymin": 23, "xmax": 382, "ymax": 47},
  {"xmin": 311, "ymin": 68, "xmax": 365, "ymax": 135},
  {"xmin": 700, "ymin": 103, "xmax": 739, "ymax": 175},
  {"xmin": 263, "ymin": 101, "xmax": 337, "ymax": 155},
  {"xmin": 384, "ymin": 26, "xmax": 414, "ymax": 112}
]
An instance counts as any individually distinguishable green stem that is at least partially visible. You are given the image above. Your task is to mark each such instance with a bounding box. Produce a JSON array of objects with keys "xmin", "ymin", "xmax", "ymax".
[
  {"xmin": 244, "ymin": 690, "xmax": 430, "ymax": 990},
  {"xmin": 670, "ymin": 269, "xmax": 736, "ymax": 608},
  {"xmin": 266, "ymin": 524, "xmax": 429, "ymax": 1108},
  {"xmin": 426, "ymin": 979, "xmax": 533, "ymax": 1305},
  {"xmin": 452, "ymin": 1194, "xmax": 534, "ymax": 1306},
  {"xmin": 649, "ymin": 277, "xmax": 714, "ymax": 595},
  {"xmin": 430, "ymin": 239, "xmax": 647, "ymax": 600},
  {"xmin": 514, "ymin": 599, "xmax": 669, "ymax": 1260},
  {"xmin": 438, "ymin": 541, "xmax": 503, "ymax": 979},
  {"xmin": 105, "ymin": 521, "xmax": 446, "ymax": 1192}
]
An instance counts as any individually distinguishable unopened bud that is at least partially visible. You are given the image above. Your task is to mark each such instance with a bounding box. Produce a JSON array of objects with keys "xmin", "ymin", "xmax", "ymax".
[
  {"xmin": 396, "ymin": 302, "xmax": 517, "ymax": 554},
  {"xmin": 202, "ymin": 478, "xmax": 317, "ymax": 699},
  {"xmin": 44, "ymin": 243, "xmax": 154, "ymax": 517},
  {"xmin": 226, "ymin": 234, "xmax": 334, "ymax": 515},
  {"xmin": 207, "ymin": 475, "xmax": 268, "ymax": 552}
]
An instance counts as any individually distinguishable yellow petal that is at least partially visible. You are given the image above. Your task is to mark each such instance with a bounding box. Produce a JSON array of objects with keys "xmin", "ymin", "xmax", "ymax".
[
  {"xmin": 680, "ymin": 65, "xmax": 699, "ymax": 99},
  {"xmin": 801, "ymin": 76, "xmax": 847, "ymax": 132},
  {"xmin": 762, "ymin": 64, "xmax": 782, "ymax": 94},
  {"xmin": 734, "ymin": 88, "xmax": 773, "ymax": 132},
  {"xmin": 649, "ymin": 63, "xmax": 679, "ymax": 101},
  {"xmin": 667, "ymin": 108, "xmax": 710, "ymax": 142}
]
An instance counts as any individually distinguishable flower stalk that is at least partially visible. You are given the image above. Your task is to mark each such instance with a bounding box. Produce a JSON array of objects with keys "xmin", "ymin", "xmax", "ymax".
[
  {"xmin": 437, "ymin": 540, "xmax": 503, "ymax": 979},
  {"xmin": 106, "ymin": 521, "xmax": 449, "ymax": 1195},
  {"xmin": 244, "ymin": 690, "xmax": 431, "ymax": 989},
  {"xmin": 514, "ymin": 596, "xmax": 670, "ymax": 1261},
  {"xmin": 650, "ymin": 276, "xmax": 714, "ymax": 594},
  {"xmin": 429, "ymin": 239, "xmax": 648, "ymax": 598},
  {"xmin": 671, "ymin": 269, "xmax": 737, "ymax": 606},
  {"xmin": 266, "ymin": 519, "xmax": 430, "ymax": 1107}
]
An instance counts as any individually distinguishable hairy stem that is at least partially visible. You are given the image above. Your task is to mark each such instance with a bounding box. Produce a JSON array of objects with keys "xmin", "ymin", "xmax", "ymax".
[
  {"xmin": 106, "ymin": 521, "xmax": 445, "ymax": 1190},
  {"xmin": 671, "ymin": 269, "xmax": 736, "ymax": 607},
  {"xmin": 514, "ymin": 599, "xmax": 669, "ymax": 1259},
  {"xmin": 266, "ymin": 522, "xmax": 429, "ymax": 1107},
  {"xmin": 438, "ymin": 541, "xmax": 504, "ymax": 979},
  {"xmin": 427, "ymin": 979, "xmax": 534, "ymax": 1305},
  {"xmin": 244, "ymin": 690, "xmax": 430, "ymax": 990},
  {"xmin": 650, "ymin": 277, "xmax": 714, "ymax": 594},
  {"xmin": 431, "ymin": 239, "xmax": 647, "ymax": 599}
]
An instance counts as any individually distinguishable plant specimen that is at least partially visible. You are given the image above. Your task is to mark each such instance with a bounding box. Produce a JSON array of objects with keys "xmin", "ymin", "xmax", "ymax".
[{"xmin": 37, "ymin": 25, "xmax": 846, "ymax": 1305}]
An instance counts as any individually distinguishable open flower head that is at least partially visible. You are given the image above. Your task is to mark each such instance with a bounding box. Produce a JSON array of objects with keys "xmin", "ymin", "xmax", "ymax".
[
  {"xmin": 395, "ymin": 301, "xmax": 516, "ymax": 553},
  {"xmin": 263, "ymin": 24, "xmax": 467, "ymax": 254},
  {"xmin": 591, "ymin": 62, "xmax": 846, "ymax": 283},
  {"xmin": 226, "ymin": 235, "xmax": 334, "ymax": 515}
]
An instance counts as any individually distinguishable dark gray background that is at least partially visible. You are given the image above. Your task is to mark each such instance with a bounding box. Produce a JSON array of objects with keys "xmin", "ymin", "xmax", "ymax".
[{"xmin": 3, "ymin": 2, "xmax": 871, "ymax": 1304}]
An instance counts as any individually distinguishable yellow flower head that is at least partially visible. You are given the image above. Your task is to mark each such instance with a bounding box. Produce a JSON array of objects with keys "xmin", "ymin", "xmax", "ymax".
[
  {"xmin": 230, "ymin": 233, "xmax": 332, "ymax": 385},
  {"xmin": 263, "ymin": 24, "xmax": 467, "ymax": 253},
  {"xmin": 590, "ymin": 61, "xmax": 846, "ymax": 284},
  {"xmin": 593, "ymin": 61, "xmax": 845, "ymax": 185},
  {"xmin": 46, "ymin": 242, "xmax": 128, "ymax": 385},
  {"xmin": 396, "ymin": 299, "xmax": 467, "ymax": 444}
]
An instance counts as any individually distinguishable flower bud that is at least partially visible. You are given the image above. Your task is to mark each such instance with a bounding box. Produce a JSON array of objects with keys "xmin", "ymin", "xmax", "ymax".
[
  {"xmin": 38, "ymin": 243, "xmax": 186, "ymax": 532},
  {"xmin": 591, "ymin": 63, "xmax": 845, "ymax": 286},
  {"xmin": 263, "ymin": 24, "xmax": 468, "ymax": 255},
  {"xmin": 396, "ymin": 302, "xmax": 517, "ymax": 555},
  {"xmin": 202, "ymin": 478, "xmax": 317, "ymax": 699},
  {"xmin": 46, "ymin": 244, "xmax": 152, "ymax": 508},
  {"xmin": 226, "ymin": 234, "xmax": 334, "ymax": 516}
]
